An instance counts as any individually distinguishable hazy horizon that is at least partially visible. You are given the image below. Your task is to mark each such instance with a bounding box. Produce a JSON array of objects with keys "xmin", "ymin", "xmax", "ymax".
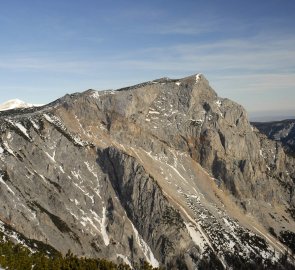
[{"xmin": 249, "ymin": 110, "xmax": 295, "ymax": 122}]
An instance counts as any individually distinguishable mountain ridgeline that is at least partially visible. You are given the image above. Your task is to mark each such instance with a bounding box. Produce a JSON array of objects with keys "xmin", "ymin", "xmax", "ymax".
[
  {"xmin": 0, "ymin": 74, "xmax": 294, "ymax": 269},
  {"xmin": 252, "ymin": 119, "xmax": 295, "ymax": 157}
]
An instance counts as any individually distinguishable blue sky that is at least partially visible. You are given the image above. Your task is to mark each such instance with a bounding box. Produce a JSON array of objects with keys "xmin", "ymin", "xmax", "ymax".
[{"xmin": 0, "ymin": 0, "xmax": 294, "ymax": 117}]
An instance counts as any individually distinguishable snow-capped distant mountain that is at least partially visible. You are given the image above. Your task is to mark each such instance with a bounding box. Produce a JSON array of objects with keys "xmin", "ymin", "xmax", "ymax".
[{"xmin": 0, "ymin": 99, "xmax": 42, "ymax": 111}]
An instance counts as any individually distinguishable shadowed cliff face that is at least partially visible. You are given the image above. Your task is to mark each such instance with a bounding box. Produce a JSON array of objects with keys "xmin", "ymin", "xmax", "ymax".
[
  {"xmin": 0, "ymin": 74, "xmax": 294, "ymax": 269},
  {"xmin": 252, "ymin": 119, "xmax": 295, "ymax": 157}
]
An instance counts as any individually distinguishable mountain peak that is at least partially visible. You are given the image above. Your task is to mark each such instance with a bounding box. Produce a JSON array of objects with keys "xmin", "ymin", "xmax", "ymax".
[
  {"xmin": 0, "ymin": 74, "xmax": 294, "ymax": 269},
  {"xmin": 0, "ymin": 99, "xmax": 45, "ymax": 112},
  {"xmin": 0, "ymin": 99, "xmax": 32, "ymax": 111}
]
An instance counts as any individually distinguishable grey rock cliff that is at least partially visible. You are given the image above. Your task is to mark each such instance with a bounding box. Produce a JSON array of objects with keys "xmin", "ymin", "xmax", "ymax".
[
  {"xmin": 252, "ymin": 119, "xmax": 295, "ymax": 156},
  {"xmin": 0, "ymin": 74, "xmax": 294, "ymax": 269}
]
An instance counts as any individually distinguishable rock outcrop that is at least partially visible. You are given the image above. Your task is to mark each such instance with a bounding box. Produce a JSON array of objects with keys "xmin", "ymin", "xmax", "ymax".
[
  {"xmin": 0, "ymin": 74, "xmax": 294, "ymax": 269},
  {"xmin": 253, "ymin": 119, "xmax": 295, "ymax": 156}
]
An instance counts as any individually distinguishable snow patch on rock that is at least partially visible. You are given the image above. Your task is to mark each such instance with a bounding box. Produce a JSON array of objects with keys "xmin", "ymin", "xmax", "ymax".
[
  {"xmin": 0, "ymin": 174, "xmax": 15, "ymax": 195},
  {"xmin": 99, "ymin": 207, "xmax": 110, "ymax": 246},
  {"xmin": 117, "ymin": 254, "xmax": 132, "ymax": 268},
  {"xmin": 131, "ymin": 223, "xmax": 159, "ymax": 267}
]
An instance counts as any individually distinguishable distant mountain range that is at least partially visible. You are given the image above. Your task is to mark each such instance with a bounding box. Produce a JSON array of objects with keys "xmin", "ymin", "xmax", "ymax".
[
  {"xmin": 252, "ymin": 119, "xmax": 295, "ymax": 156},
  {"xmin": 0, "ymin": 99, "xmax": 43, "ymax": 111},
  {"xmin": 0, "ymin": 74, "xmax": 294, "ymax": 269}
]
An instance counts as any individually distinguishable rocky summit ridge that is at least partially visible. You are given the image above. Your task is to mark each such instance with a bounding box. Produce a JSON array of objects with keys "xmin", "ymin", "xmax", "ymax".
[{"xmin": 0, "ymin": 73, "xmax": 294, "ymax": 269}]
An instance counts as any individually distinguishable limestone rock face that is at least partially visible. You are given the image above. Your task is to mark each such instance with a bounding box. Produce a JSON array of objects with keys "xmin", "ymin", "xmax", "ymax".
[
  {"xmin": 0, "ymin": 74, "xmax": 294, "ymax": 269},
  {"xmin": 253, "ymin": 119, "xmax": 295, "ymax": 156}
]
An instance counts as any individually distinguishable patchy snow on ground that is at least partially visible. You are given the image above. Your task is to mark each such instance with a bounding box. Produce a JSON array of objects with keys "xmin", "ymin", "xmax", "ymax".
[
  {"xmin": 15, "ymin": 122, "xmax": 30, "ymax": 139},
  {"xmin": 44, "ymin": 151, "xmax": 55, "ymax": 162},
  {"xmin": 196, "ymin": 74, "xmax": 201, "ymax": 82},
  {"xmin": 185, "ymin": 222, "xmax": 206, "ymax": 252},
  {"xmin": 215, "ymin": 100, "xmax": 222, "ymax": 107},
  {"xmin": 30, "ymin": 119, "xmax": 40, "ymax": 130},
  {"xmin": 99, "ymin": 207, "xmax": 110, "ymax": 246},
  {"xmin": 131, "ymin": 223, "xmax": 159, "ymax": 267},
  {"xmin": 91, "ymin": 91, "xmax": 100, "ymax": 99},
  {"xmin": 6, "ymin": 120, "xmax": 31, "ymax": 140},
  {"xmin": 0, "ymin": 174, "xmax": 15, "ymax": 195},
  {"xmin": 117, "ymin": 254, "xmax": 132, "ymax": 268}
]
